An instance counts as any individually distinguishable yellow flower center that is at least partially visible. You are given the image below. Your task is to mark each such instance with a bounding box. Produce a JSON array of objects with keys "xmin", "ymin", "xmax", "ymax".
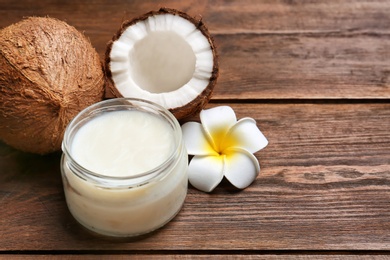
[{"xmin": 208, "ymin": 127, "xmax": 239, "ymax": 156}]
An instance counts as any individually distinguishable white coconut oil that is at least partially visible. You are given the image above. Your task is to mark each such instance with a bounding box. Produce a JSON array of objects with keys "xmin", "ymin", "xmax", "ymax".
[{"xmin": 61, "ymin": 98, "xmax": 188, "ymax": 237}]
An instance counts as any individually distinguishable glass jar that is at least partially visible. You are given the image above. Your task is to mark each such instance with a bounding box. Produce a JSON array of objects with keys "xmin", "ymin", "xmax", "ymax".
[{"xmin": 61, "ymin": 98, "xmax": 188, "ymax": 237}]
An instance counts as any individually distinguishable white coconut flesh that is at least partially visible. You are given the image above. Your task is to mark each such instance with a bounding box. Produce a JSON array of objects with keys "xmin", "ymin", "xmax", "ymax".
[{"xmin": 109, "ymin": 13, "xmax": 214, "ymax": 110}]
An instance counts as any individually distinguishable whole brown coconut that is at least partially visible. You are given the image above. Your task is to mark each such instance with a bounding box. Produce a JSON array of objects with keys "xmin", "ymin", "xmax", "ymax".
[
  {"xmin": 0, "ymin": 17, "xmax": 105, "ymax": 154},
  {"xmin": 105, "ymin": 8, "xmax": 218, "ymax": 120}
]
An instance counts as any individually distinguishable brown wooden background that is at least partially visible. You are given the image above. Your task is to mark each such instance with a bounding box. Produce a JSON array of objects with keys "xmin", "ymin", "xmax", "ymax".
[{"xmin": 1, "ymin": 0, "xmax": 390, "ymax": 259}]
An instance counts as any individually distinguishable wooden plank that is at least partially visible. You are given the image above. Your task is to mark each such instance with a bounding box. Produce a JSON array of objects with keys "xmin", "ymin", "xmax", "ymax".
[
  {"xmin": 214, "ymin": 33, "xmax": 390, "ymax": 99},
  {"xmin": 2, "ymin": 0, "xmax": 390, "ymax": 34},
  {"xmin": 1, "ymin": 103, "xmax": 389, "ymax": 251},
  {"xmin": 0, "ymin": 0, "xmax": 389, "ymax": 99},
  {"xmin": 1, "ymin": 255, "xmax": 390, "ymax": 260}
]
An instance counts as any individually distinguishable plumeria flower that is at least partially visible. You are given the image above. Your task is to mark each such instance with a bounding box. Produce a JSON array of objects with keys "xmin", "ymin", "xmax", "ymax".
[{"xmin": 181, "ymin": 106, "xmax": 268, "ymax": 192}]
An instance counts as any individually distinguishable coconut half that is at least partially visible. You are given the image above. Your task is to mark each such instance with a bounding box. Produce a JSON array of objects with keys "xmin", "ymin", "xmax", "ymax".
[{"xmin": 105, "ymin": 8, "xmax": 218, "ymax": 119}]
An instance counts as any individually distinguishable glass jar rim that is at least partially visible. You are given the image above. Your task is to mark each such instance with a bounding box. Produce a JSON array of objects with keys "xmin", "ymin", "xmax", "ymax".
[{"xmin": 62, "ymin": 98, "xmax": 183, "ymax": 186}]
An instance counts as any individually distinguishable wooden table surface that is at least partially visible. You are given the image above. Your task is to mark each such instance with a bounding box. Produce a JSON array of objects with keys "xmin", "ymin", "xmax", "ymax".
[{"xmin": 1, "ymin": 0, "xmax": 390, "ymax": 259}]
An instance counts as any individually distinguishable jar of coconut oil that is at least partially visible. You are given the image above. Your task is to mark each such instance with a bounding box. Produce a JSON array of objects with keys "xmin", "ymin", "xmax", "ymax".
[{"xmin": 60, "ymin": 98, "xmax": 188, "ymax": 237}]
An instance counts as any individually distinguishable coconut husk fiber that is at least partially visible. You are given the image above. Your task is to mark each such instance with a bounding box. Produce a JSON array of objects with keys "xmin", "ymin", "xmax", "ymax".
[{"xmin": 0, "ymin": 17, "xmax": 105, "ymax": 154}]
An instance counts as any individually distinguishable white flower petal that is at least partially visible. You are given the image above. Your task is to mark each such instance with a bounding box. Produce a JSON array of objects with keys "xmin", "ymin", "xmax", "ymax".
[
  {"xmin": 222, "ymin": 118, "xmax": 268, "ymax": 153},
  {"xmin": 181, "ymin": 122, "xmax": 218, "ymax": 156},
  {"xmin": 224, "ymin": 148, "xmax": 260, "ymax": 189},
  {"xmin": 200, "ymin": 106, "xmax": 237, "ymax": 151},
  {"xmin": 188, "ymin": 155, "xmax": 224, "ymax": 192}
]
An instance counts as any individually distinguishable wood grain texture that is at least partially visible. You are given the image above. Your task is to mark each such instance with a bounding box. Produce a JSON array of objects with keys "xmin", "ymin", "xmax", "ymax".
[
  {"xmin": 1, "ymin": 103, "xmax": 389, "ymax": 251},
  {"xmin": 1, "ymin": 255, "xmax": 390, "ymax": 260},
  {"xmin": 0, "ymin": 0, "xmax": 389, "ymax": 256},
  {"xmin": 0, "ymin": 0, "xmax": 389, "ymax": 99}
]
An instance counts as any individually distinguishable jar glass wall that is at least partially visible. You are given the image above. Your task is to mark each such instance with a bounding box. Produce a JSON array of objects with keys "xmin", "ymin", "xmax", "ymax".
[{"xmin": 61, "ymin": 98, "xmax": 188, "ymax": 237}]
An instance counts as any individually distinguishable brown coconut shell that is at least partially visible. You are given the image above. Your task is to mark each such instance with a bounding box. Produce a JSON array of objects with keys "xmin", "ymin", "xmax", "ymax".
[
  {"xmin": 0, "ymin": 17, "xmax": 105, "ymax": 154},
  {"xmin": 104, "ymin": 8, "xmax": 219, "ymax": 120}
]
